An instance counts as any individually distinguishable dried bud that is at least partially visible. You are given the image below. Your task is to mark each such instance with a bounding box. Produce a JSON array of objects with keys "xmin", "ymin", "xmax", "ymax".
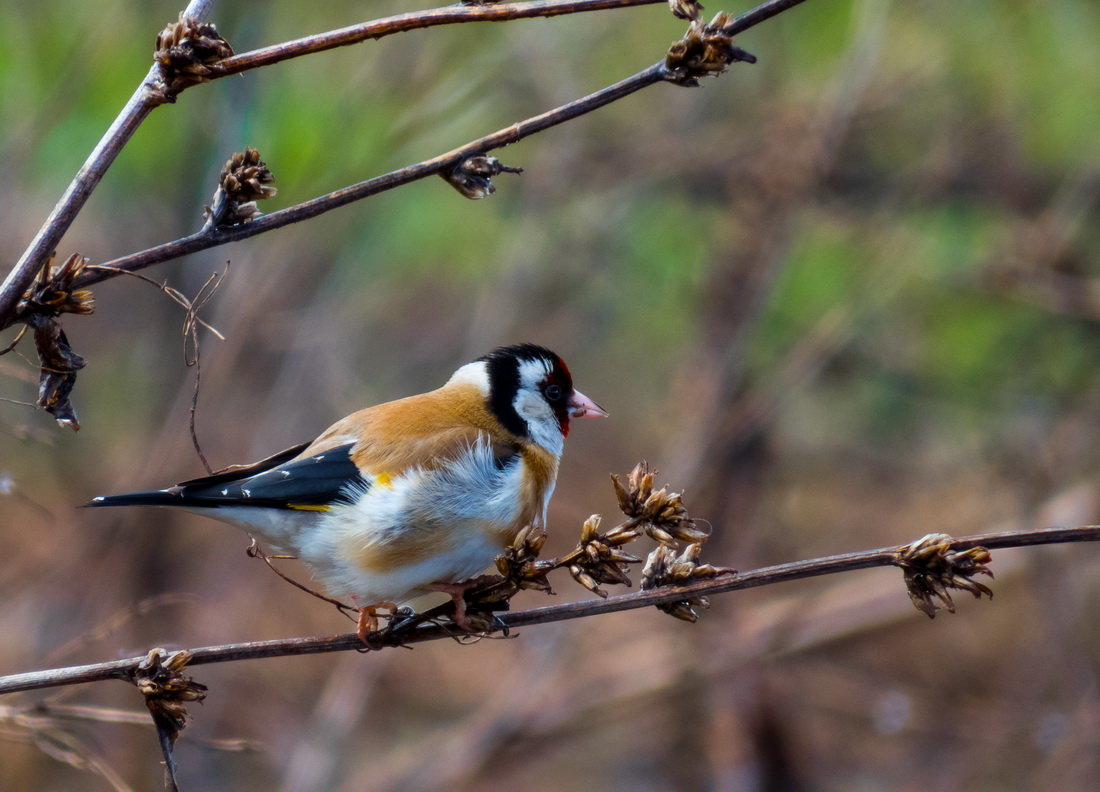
[
  {"xmin": 442, "ymin": 154, "xmax": 523, "ymax": 200},
  {"xmin": 665, "ymin": 13, "xmax": 757, "ymax": 87},
  {"xmin": 581, "ymin": 514, "xmax": 601, "ymax": 544},
  {"xmin": 28, "ymin": 313, "xmax": 85, "ymax": 430},
  {"xmin": 153, "ymin": 14, "xmax": 234, "ymax": 101},
  {"xmin": 669, "ymin": 0, "xmax": 703, "ymax": 21},
  {"xmin": 893, "ymin": 533, "xmax": 994, "ymax": 618},
  {"xmin": 204, "ymin": 148, "xmax": 277, "ymax": 230}
]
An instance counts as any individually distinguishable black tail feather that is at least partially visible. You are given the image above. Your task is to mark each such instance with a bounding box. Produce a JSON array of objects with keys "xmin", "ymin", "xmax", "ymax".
[{"xmin": 85, "ymin": 490, "xmax": 200, "ymax": 508}]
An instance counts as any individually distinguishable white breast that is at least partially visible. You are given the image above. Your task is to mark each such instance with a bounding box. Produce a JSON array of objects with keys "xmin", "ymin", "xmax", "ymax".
[{"xmin": 295, "ymin": 438, "xmax": 526, "ymax": 605}]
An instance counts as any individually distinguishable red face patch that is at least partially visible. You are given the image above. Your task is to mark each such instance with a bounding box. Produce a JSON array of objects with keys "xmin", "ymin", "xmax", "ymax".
[{"xmin": 540, "ymin": 357, "xmax": 574, "ymax": 437}]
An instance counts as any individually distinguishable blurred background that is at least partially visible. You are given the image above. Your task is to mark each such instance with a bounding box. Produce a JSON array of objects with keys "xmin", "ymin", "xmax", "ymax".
[{"xmin": 3, "ymin": 0, "xmax": 1100, "ymax": 789}]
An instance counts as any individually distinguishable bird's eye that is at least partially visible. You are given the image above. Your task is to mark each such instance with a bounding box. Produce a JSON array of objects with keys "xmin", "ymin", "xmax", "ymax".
[{"xmin": 543, "ymin": 384, "xmax": 563, "ymax": 402}]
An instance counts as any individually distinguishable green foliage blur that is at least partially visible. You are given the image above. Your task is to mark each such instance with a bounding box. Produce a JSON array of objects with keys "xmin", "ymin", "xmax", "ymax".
[{"xmin": 3, "ymin": 0, "xmax": 1100, "ymax": 790}]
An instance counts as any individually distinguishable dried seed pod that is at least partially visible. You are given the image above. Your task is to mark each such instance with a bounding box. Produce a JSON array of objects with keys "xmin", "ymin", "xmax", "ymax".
[
  {"xmin": 442, "ymin": 154, "xmax": 523, "ymax": 200},
  {"xmin": 570, "ymin": 564, "xmax": 607, "ymax": 598},
  {"xmin": 604, "ymin": 525, "xmax": 641, "ymax": 546},
  {"xmin": 514, "ymin": 523, "xmax": 549, "ymax": 556},
  {"xmin": 893, "ymin": 533, "xmax": 994, "ymax": 618},
  {"xmin": 29, "ymin": 313, "xmax": 85, "ymax": 430}
]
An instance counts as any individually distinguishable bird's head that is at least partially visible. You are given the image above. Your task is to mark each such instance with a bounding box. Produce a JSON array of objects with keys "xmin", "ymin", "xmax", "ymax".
[{"xmin": 449, "ymin": 343, "xmax": 607, "ymax": 455}]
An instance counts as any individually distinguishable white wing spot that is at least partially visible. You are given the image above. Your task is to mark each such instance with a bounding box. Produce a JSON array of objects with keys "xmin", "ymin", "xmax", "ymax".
[
  {"xmin": 281, "ymin": 471, "xmax": 292, "ymax": 478},
  {"xmin": 242, "ymin": 489, "xmax": 252, "ymax": 498},
  {"xmin": 221, "ymin": 489, "xmax": 229, "ymax": 496}
]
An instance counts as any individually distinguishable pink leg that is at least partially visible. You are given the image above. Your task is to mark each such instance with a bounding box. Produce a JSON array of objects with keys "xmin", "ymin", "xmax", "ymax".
[{"xmin": 428, "ymin": 582, "xmax": 475, "ymax": 630}]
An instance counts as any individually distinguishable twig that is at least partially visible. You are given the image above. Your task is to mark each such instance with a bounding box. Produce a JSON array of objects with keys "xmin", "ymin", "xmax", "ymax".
[
  {"xmin": 0, "ymin": 0, "xmax": 217, "ymax": 327},
  {"xmin": 246, "ymin": 538, "xmax": 359, "ymax": 620},
  {"xmin": 212, "ymin": 0, "xmax": 666, "ymax": 77},
  {"xmin": 2, "ymin": 525, "xmax": 1097, "ymax": 696},
  {"xmin": 725, "ymin": 0, "xmax": 810, "ymax": 35}
]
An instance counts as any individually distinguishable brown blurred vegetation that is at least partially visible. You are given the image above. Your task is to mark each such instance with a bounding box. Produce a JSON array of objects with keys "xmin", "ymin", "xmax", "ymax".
[{"xmin": 3, "ymin": 0, "xmax": 1100, "ymax": 789}]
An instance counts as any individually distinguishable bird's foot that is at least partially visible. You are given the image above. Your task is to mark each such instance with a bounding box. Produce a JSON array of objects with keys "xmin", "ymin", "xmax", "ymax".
[{"xmin": 356, "ymin": 602, "xmax": 398, "ymax": 648}]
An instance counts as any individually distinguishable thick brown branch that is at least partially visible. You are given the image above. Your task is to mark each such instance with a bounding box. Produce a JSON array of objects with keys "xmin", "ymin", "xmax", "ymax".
[
  {"xmin": 2, "ymin": 525, "xmax": 1098, "ymax": 696},
  {"xmin": 0, "ymin": 0, "xmax": 217, "ymax": 327},
  {"xmin": 73, "ymin": 63, "xmax": 668, "ymax": 288}
]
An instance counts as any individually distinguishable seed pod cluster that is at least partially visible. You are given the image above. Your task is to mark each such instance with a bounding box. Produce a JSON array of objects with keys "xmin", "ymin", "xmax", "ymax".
[
  {"xmin": 16, "ymin": 254, "xmax": 95, "ymax": 429},
  {"xmin": 641, "ymin": 543, "xmax": 732, "ymax": 622},
  {"xmin": 494, "ymin": 524, "xmax": 557, "ymax": 595},
  {"xmin": 612, "ymin": 462, "xmax": 709, "ymax": 546},
  {"xmin": 153, "ymin": 14, "xmax": 234, "ymax": 101},
  {"xmin": 567, "ymin": 515, "xmax": 643, "ymax": 598},
  {"xmin": 665, "ymin": 12, "xmax": 757, "ymax": 87},
  {"xmin": 894, "ymin": 533, "xmax": 994, "ymax": 618},
  {"xmin": 204, "ymin": 148, "xmax": 277, "ymax": 229},
  {"xmin": 152, "ymin": 14, "xmax": 234, "ymax": 101}
]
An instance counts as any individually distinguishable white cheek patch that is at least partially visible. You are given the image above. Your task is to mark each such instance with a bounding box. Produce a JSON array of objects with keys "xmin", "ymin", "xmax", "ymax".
[
  {"xmin": 514, "ymin": 358, "xmax": 564, "ymax": 456},
  {"xmin": 513, "ymin": 389, "xmax": 563, "ymax": 457}
]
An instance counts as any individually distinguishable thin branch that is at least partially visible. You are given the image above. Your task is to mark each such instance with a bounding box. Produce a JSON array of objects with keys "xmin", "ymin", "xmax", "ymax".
[
  {"xmin": 725, "ymin": 0, "xmax": 810, "ymax": 35},
  {"xmin": 2, "ymin": 525, "xmax": 1098, "ymax": 696},
  {"xmin": 0, "ymin": 0, "xmax": 217, "ymax": 327},
  {"xmin": 213, "ymin": 0, "xmax": 665, "ymax": 77},
  {"xmin": 72, "ymin": 62, "xmax": 669, "ymax": 289}
]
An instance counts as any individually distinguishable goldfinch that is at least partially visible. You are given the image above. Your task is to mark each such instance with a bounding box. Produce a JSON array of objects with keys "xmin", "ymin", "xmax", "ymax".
[{"xmin": 88, "ymin": 344, "xmax": 606, "ymax": 638}]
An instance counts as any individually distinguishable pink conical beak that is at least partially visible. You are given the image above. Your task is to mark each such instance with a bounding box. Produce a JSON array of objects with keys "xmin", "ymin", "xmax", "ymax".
[{"xmin": 568, "ymin": 388, "xmax": 608, "ymax": 419}]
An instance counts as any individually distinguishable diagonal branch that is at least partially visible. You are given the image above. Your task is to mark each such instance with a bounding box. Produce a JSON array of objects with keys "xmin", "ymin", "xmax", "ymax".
[
  {"xmin": 1, "ymin": 525, "xmax": 1097, "ymax": 696},
  {"xmin": 213, "ymin": 0, "xmax": 666, "ymax": 77}
]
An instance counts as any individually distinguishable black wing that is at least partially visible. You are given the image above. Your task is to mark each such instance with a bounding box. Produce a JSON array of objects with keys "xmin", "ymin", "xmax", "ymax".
[{"xmin": 88, "ymin": 442, "xmax": 367, "ymax": 511}]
